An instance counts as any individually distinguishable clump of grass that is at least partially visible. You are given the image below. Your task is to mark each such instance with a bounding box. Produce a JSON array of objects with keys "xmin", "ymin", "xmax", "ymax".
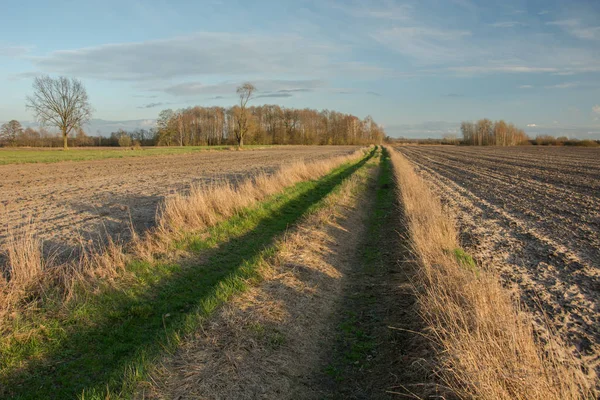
[
  {"xmin": 0, "ymin": 223, "xmax": 48, "ymax": 313},
  {"xmin": 387, "ymin": 147, "xmax": 594, "ymax": 399}
]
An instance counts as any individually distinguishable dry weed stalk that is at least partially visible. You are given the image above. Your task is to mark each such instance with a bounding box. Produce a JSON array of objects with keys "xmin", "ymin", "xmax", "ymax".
[{"xmin": 387, "ymin": 147, "xmax": 594, "ymax": 399}]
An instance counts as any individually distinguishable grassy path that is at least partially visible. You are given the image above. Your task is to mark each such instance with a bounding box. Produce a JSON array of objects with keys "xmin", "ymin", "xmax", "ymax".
[
  {"xmin": 320, "ymin": 148, "xmax": 431, "ymax": 398},
  {"xmin": 0, "ymin": 151, "xmax": 373, "ymax": 399}
]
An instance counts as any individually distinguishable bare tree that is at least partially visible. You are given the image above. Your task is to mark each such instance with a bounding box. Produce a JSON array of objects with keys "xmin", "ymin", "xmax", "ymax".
[
  {"xmin": 0, "ymin": 120, "xmax": 23, "ymax": 146},
  {"xmin": 234, "ymin": 82, "xmax": 256, "ymax": 147},
  {"xmin": 26, "ymin": 76, "xmax": 93, "ymax": 149}
]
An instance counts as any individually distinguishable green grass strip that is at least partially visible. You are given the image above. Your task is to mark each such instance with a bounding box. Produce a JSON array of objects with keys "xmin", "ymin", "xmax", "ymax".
[
  {"xmin": 325, "ymin": 147, "xmax": 395, "ymax": 382},
  {"xmin": 0, "ymin": 149, "xmax": 374, "ymax": 399}
]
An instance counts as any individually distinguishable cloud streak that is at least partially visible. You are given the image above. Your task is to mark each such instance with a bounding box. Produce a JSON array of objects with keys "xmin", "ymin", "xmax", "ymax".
[
  {"xmin": 0, "ymin": 45, "xmax": 31, "ymax": 58},
  {"xmin": 373, "ymin": 26, "xmax": 472, "ymax": 64},
  {"xmin": 254, "ymin": 93, "xmax": 293, "ymax": 99},
  {"xmin": 490, "ymin": 21, "xmax": 522, "ymax": 28},
  {"xmin": 547, "ymin": 19, "xmax": 600, "ymax": 40},
  {"xmin": 137, "ymin": 102, "xmax": 167, "ymax": 109},
  {"xmin": 162, "ymin": 79, "xmax": 325, "ymax": 97},
  {"xmin": 25, "ymin": 33, "xmax": 341, "ymax": 81},
  {"xmin": 544, "ymin": 82, "xmax": 582, "ymax": 89}
]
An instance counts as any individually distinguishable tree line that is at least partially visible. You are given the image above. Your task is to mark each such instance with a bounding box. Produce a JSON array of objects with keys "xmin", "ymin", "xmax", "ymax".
[
  {"xmin": 1, "ymin": 77, "xmax": 384, "ymax": 148},
  {"xmin": 0, "ymin": 106, "xmax": 385, "ymax": 148},
  {"xmin": 460, "ymin": 119, "xmax": 529, "ymax": 146},
  {"xmin": 0, "ymin": 119, "xmax": 157, "ymax": 148},
  {"xmin": 155, "ymin": 105, "xmax": 384, "ymax": 146}
]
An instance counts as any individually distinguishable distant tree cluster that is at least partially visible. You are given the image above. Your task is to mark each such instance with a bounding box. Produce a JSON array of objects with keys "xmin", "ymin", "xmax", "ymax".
[
  {"xmin": 460, "ymin": 119, "xmax": 529, "ymax": 146},
  {"xmin": 534, "ymin": 135, "xmax": 599, "ymax": 147},
  {"xmin": 155, "ymin": 105, "xmax": 385, "ymax": 146},
  {"xmin": 388, "ymin": 137, "xmax": 457, "ymax": 145},
  {"xmin": 0, "ymin": 123, "xmax": 159, "ymax": 148}
]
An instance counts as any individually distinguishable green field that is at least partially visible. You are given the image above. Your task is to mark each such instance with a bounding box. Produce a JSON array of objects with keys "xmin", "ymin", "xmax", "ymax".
[{"xmin": 0, "ymin": 146, "xmax": 272, "ymax": 165}]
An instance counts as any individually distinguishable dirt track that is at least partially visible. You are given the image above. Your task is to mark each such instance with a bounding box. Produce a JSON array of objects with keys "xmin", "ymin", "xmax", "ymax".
[
  {"xmin": 395, "ymin": 145, "xmax": 600, "ymax": 379},
  {"xmin": 0, "ymin": 146, "xmax": 358, "ymax": 255}
]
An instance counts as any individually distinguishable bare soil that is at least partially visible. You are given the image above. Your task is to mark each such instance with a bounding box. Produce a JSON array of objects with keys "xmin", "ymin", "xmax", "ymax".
[
  {"xmin": 0, "ymin": 146, "xmax": 358, "ymax": 257},
  {"xmin": 396, "ymin": 145, "xmax": 600, "ymax": 382}
]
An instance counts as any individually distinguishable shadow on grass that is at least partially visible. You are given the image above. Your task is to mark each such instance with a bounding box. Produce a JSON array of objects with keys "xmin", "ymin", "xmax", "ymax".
[
  {"xmin": 0, "ymin": 152, "xmax": 373, "ymax": 399},
  {"xmin": 321, "ymin": 149, "xmax": 432, "ymax": 399}
]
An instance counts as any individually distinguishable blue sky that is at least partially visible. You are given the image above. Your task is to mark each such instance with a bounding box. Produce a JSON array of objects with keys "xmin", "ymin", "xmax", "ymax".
[{"xmin": 1, "ymin": 0, "xmax": 599, "ymax": 138}]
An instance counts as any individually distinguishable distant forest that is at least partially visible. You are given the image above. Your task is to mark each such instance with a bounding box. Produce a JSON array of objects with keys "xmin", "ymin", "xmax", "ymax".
[
  {"xmin": 460, "ymin": 119, "xmax": 529, "ymax": 146},
  {"xmin": 458, "ymin": 119, "xmax": 598, "ymax": 146},
  {"xmin": 0, "ymin": 105, "xmax": 385, "ymax": 147}
]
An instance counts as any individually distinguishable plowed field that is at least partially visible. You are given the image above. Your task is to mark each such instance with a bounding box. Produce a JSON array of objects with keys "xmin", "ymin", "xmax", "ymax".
[
  {"xmin": 0, "ymin": 146, "xmax": 358, "ymax": 256},
  {"xmin": 396, "ymin": 145, "xmax": 600, "ymax": 379}
]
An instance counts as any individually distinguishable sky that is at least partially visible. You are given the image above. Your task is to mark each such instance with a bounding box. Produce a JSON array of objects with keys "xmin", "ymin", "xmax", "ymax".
[{"xmin": 1, "ymin": 0, "xmax": 599, "ymax": 138}]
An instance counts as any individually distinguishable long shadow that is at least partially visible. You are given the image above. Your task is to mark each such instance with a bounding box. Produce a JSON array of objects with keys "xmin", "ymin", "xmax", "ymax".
[{"xmin": 1, "ymin": 152, "xmax": 373, "ymax": 399}]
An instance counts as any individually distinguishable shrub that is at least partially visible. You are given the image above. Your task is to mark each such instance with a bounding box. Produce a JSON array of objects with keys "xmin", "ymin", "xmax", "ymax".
[{"xmin": 118, "ymin": 134, "xmax": 132, "ymax": 147}]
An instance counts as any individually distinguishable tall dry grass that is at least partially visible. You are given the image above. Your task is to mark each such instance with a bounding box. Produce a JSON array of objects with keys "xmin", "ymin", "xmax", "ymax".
[
  {"xmin": 387, "ymin": 147, "xmax": 594, "ymax": 399},
  {"xmin": 0, "ymin": 147, "xmax": 369, "ymax": 319},
  {"xmin": 157, "ymin": 156, "xmax": 362, "ymax": 235}
]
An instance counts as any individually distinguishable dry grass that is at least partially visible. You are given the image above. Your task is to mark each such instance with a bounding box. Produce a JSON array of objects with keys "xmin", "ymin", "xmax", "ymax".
[
  {"xmin": 0, "ymin": 223, "xmax": 47, "ymax": 314},
  {"xmin": 157, "ymin": 153, "xmax": 366, "ymax": 235},
  {"xmin": 387, "ymin": 147, "xmax": 595, "ymax": 399},
  {"xmin": 0, "ymin": 148, "xmax": 369, "ymax": 321}
]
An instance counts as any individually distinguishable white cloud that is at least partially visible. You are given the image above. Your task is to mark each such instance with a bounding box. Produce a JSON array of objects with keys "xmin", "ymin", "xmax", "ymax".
[
  {"xmin": 490, "ymin": 21, "xmax": 521, "ymax": 28},
  {"xmin": 332, "ymin": 1, "xmax": 413, "ymax": 21},
  {"xmin": 547, "ymin": 19, "xmax": 600, "ymax": 40},
  {"xmin": 450, "ymin": 66, "xmax": 557, "ymax": 74},
  {"xmin": 538, "ymin": 10, "xmax": 549, "ymax": 15},
  {"xmin": 370, "ymin": 10, "xmax": 600, "ymax": 76},
  {"xmin": 527, "ymin": 123, "xmax": 537, "ymax": 127},
  {"xmin": 544, "ymin": 82, "xmax": 581, "ymax": 89},
  {"xmin": 519, "ymin": 84, "xmax": 534, "ymax": 88},
  {"xmin": 593, "ymin": 105, "xmax": 600, "ymax": 120}
]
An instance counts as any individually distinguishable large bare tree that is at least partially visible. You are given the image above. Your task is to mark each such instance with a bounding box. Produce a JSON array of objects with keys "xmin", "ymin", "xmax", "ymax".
[
  {"xmin": 26, "ymin": 76, "xmax": 93, "ymax": 149},
  {"xmin": 234, "ymin": 82, "xmax": 255, "ymax": 147}
]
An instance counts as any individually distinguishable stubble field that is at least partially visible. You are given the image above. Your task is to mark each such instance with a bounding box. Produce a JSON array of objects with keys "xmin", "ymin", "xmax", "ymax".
[
  {"xmin": 0, "ymin": 146, "xmax": 359, "ymax": 256},
  {"xmin": 396, "ymin": 145, "xmax": 600, "ymax": 380}
]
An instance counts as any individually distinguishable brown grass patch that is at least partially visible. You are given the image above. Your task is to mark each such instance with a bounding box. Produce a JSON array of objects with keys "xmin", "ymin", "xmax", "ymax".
[{"xmin": 387, "ymin": 147, "xmax": 595, "ymax": 399}]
